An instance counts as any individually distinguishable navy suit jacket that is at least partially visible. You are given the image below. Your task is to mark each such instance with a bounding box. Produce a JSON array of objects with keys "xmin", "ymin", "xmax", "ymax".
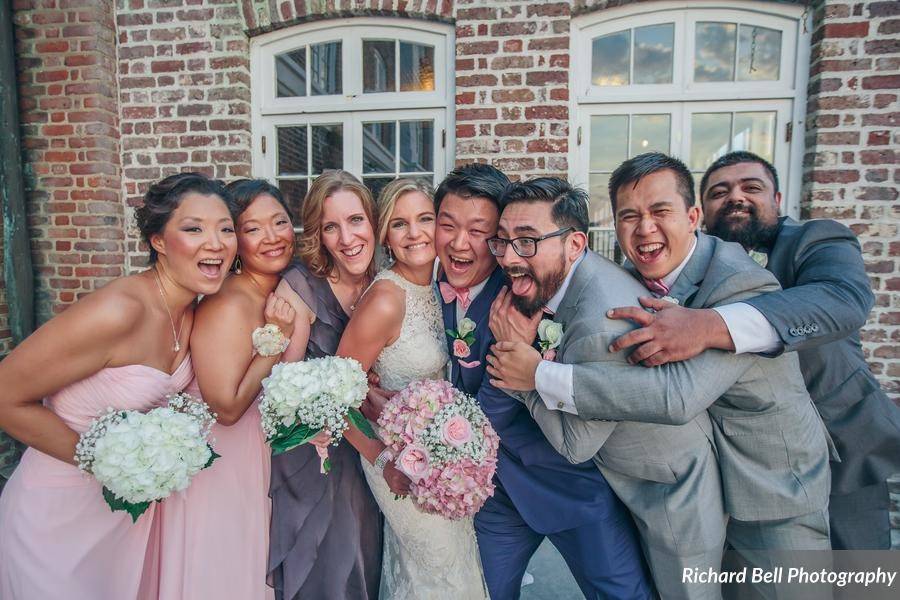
[{"xmin": 440, "ymin": 267, "xmax": 620, "ymax": 534}]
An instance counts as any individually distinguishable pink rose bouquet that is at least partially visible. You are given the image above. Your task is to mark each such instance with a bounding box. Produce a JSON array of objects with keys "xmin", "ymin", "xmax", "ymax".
[{"xmin": 377, "ymin": 379, "xmax": 499, "ymax": 520}]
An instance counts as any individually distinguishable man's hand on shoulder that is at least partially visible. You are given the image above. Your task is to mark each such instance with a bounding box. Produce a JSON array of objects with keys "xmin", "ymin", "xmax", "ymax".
[
  {"xmin": 607, "ymin": 296, "xmax": 734, "ymax": 367},
  {"xmin": 489, "ymin": 286, "xmax": 541, "ymax": 344}
]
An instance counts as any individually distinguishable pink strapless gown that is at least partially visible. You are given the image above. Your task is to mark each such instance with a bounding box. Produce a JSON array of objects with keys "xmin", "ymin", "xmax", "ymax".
[
  {"xmin": 158, "ymin": 380, "xmax": 273, "ymax": 600},
  {"xmin": 0, "ymin": 356, "xmax": 193, "ymax": 600}
]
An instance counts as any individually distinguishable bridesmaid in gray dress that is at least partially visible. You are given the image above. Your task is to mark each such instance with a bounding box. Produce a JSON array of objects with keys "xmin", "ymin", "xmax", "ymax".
[{"xmin": 267, "ymin": 171, "xmax": 383, "ymax": 600}]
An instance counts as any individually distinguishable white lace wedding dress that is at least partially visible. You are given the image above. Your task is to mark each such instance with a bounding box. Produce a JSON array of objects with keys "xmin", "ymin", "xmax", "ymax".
[{"xmin": 359, "ymin": 269, "xmax": 488, "ymax": 600}]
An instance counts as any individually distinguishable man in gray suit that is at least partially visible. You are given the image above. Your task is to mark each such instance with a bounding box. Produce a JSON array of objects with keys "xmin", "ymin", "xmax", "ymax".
[
  {"xmin": 489, "ymin": 156, "xmax": 832, "ymax": 596},
  {"xmin": 484, "ymin": 178, "xmax": 727, "ymax": 600},
  {"xmin": 608, "ymin": 151, "xmax": 900, "ymax": 549}
]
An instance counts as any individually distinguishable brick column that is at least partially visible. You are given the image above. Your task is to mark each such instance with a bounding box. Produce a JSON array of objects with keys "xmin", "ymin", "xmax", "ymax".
[
  {"xmin": 13, "ymin": 0, "xmax": 124, "ymax": 321},
  {"xmin": 804, "ymin": 1, "xmax": 900, "ymax": 399},
  {"xmin": 116, "ymin": 0, "xmax": 252, "ymax": 270},
  {"xmin": 455, "ymin": 1, "xmax": 571, "ymax": 179}
]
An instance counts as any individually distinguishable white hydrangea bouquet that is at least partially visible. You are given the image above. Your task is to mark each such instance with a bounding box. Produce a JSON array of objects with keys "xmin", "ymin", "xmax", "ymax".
[
  {"xmin": 74, "ymin": 392, "xmax": 218, "ymax": 522},
  {"xmin": 259, "ymin": 356, "xmax": 376, "ymax": 473}
]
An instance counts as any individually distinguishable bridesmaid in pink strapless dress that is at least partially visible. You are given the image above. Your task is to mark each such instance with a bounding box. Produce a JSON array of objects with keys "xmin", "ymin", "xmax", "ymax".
[
  {"xmin": 0, "ymin": 173, "xmax": 237, "ymax": 600},
  {"xmin": 157, "ymin": 180, "xmax": 296, "ymax": 600},
  {"xmin": 0, "ymin": 358, "xmax": 193, "ymax": 599}
]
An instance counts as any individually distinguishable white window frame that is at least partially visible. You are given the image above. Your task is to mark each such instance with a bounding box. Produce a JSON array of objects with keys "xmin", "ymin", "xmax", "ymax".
[
  {"xmin": 571, "ymin": 1, "xmax": 811, "ymax": 220},
  {"xmin": 250, "ymin": 18, "xmax": 455, "ymax": 186}
]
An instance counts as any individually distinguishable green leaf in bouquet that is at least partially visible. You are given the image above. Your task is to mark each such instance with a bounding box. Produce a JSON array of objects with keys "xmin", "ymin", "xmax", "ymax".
[
  {"xmin": 270, "ymin": 422, "xmax": 322, "ymax": 456},
  {"xmin": 102, "ymin": 486, "xmax": 151, "ymax": 523},
  {"xmin": 347, "ymin": 407, "xmax": 376, "ymax": 439},
  {"xmin": 445, "ymin": 328, "xmax": 457, "ymax": 339},
  {"xmin": 204, "ymin": 447, "xmax": 221, "ymax": 469},
  {"xmin": 463, "ymin": 334, "xmax": 476, "ymax": 346},
  {"xmin": 322, "ymin": 457, "xmax": 332, "ymax": 473}
]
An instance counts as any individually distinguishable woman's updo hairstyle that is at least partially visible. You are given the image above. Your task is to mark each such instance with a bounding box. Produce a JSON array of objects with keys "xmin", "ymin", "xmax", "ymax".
[
  {"xmin": 225, "ymin": 179, "xmax": 291, "ymax": 220},
  {"xmin": 136, "ymin": 172, "xmax": 234, "ymax": 263}
]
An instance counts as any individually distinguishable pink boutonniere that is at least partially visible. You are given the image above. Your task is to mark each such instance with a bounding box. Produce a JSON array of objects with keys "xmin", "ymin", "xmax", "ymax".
[{"xmin": 446, "ymin": 317, "xmax": 480, "ymax": 368}]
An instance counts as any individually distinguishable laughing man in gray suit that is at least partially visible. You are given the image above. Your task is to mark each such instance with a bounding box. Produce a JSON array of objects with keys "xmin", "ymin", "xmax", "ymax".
[
  {"xmin": 609, "ymin": 151, "xmax": 900, "ymax": 550},
  {"xmin": 488, "ymin": 155, "xmax": 833, "ymax": 597},
  {"xmin": 484, "ymin": 178, "xmax": 728, "ymax": 600}
]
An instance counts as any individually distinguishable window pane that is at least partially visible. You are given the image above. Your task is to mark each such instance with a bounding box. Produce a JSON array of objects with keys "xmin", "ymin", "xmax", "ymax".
[
  {"xmin": 737, "ymin": 25, "xmax": 781, "ymax": 81},
  {"xmin": 690, "ymin": 113, "xmax": 732, "ymax": 170},
  {"xmin": 588, "ymin": 173, "xmax": 614, "ymax": 228},
  {"xmin": 695, "ymin": 22, "xmax": 736, "ymax": 82},
  {"xmin": 634, "ymin": 24, "xmax": 674, "ymax": 84},
  {"xmin": 277, "ymin": 178, "xmax": 308, "ymax": 223},
  {"xmin": 363, "ymin": 122, "xmax": 396, "ymax": 174},
  {"xmin": 589, "ymin": 228, "xmax": 618, "ymax": 260},
  {"xmin": 310, "ymin": 124, "xmax": 342, "ymax": 175},
  {"xmin": 400, "ymin": 42, "xmax": 435, "ymax": 91},
  {"xmin": 275, "ymin": 47, "xmax": 306, "ymax": 97},
  {"xmin": 277, "ymin": 126, "xmax": 308, "ymax": 176},
  {"xmin": 592, "ymin": 30, "xmax": 630, "ymax": 86},
  {"xmin": 310, "ymin": 41, "xmax": 342, "ymax": 95},
  {"xmin": 630, "ymin": 114, "xmax": 671, "ymax": 156},
  {"xmin": 732, "ymin": 112, "xmax": 776, "ymax": 161},
  {"xmin": 363, "ymin": 40, "xmax": 396, "ymax": 93},
  {"xmin": 590, "ymin": 115, "xmax": 628, "ymax": 171},
  {"xmin": 400, "ymin": 121, "xmax": 433, "ymax": 172},
  {"xmin": 363, "ymin": 176, "xmax": 395, "ymax": 200}
]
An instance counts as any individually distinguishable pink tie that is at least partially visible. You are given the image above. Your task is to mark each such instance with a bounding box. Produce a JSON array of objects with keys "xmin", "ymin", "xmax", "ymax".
[
  {"xmin": 439, "ymin": 282, "xmax": 471, "ymax": 309},
  {"xmin": 642, "ymin": 277, "xmax": 670, "ymax": 297}
]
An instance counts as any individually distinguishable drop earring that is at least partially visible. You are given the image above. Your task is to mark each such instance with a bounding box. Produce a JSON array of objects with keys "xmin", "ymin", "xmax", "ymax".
[{"xmin": 232, "ymin": 256, "xmax": 242, "ymax": 274}]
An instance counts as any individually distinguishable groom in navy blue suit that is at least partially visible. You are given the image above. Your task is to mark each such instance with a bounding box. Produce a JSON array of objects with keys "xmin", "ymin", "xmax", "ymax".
[{"xmin": 433, "ymin": 164, "xmax": 652, "ymax": 599}]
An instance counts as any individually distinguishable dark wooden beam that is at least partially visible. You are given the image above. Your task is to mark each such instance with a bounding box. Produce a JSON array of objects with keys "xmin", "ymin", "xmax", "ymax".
[{"xmin": 0, "ymin": 0, "xmax": 35, "ymax": 345}]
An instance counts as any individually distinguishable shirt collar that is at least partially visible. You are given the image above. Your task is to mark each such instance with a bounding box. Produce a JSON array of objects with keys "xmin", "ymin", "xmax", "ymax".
[
  {"xmin": 660, "ymin": 235, "xmax": 697, "ymax": 289},
  {"xmin": 465, "ymin": 276, "xmax": 490, "ymax": 304},
  {"xmin": 545, "ymin": 251, "xmax": 585, "ymax": 314}
]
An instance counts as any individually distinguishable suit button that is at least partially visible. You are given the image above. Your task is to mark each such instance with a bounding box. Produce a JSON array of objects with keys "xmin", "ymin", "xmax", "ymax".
[
  {"xmin": 812, "ymin": 324, "xmax": 820, "ymax": 332},
  {"xmin": 557, "ymin": 401, "xmax": 565, "ymax": 409},
  {"xmin": 789, "ymin": 327, "xmax": 799, "ymax": 336}
]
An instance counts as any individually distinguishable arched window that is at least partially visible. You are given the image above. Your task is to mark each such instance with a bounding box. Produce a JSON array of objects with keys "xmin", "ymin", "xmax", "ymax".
[
  {"xmin": 251, "ymin": 19, "xmax": 454, "ymax": 223},
  {"xmin": 571, "ymin": 2, "xmax": 810, "ymax": 255}
]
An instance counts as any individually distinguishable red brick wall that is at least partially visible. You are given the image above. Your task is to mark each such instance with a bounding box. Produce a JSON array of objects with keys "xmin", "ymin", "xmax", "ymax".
[
  {"xmin": 455, "ymin": 1, "xmax": 571, "ymax": 179},
  {"xmin": 116, "ymin": 0, "xmax": 252, "ymax": 270},
  {"xmin": 13, "ymin": 0, "xmax": 124, "ymax": 323},
  {"xmin": 804, "ymin": 0, "xmax": 899, "ymax": 398}
]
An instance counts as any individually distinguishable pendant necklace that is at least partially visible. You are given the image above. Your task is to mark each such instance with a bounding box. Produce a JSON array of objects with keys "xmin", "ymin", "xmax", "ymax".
[{"xmin": 153, "ymin": 267, "xmax": 185, "ymax": 352}]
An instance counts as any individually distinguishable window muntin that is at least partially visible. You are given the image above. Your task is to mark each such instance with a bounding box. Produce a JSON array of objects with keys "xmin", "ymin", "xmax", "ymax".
[{"xmin": 252, "ymin": 20, "xmax": 453, "ymax": 228}]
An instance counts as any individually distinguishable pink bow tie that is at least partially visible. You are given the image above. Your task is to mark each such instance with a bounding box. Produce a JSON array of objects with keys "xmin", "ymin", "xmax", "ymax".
[
  {"xmin": 642, "ymin": 277, "xmax": 670, "ymax": 297},
  {"xmin": 439, "ymin": 282, "xmax": 471, "ymax": 309}
]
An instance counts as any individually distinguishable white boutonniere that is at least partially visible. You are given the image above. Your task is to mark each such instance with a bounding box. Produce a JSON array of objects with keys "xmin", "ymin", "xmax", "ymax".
[
  {"xmin": 446, "ymin": 317, "xmax": 477, "ymax": 360},
  {"xmin": 537, "ymin": 319, "xmax": 563, "ymax": 361}
]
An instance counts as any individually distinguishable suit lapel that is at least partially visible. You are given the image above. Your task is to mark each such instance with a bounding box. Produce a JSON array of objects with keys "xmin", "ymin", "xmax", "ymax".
[
  {"xmin": 667, "ymin": 232, "xmax": 712, "ymax": 308},
  {"xmin": 555, "ymin": 252, "xmax": 594, "ymax": 326}
]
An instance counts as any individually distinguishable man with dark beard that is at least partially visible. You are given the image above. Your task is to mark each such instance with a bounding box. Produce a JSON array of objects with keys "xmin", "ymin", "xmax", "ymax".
[
  {"xmin": 607, "ymin": 151, "xmax": 900, "ymax": 550},
  {"xmin": 486, "ymin": 177, "xmax": 732, "ymax": 600}
]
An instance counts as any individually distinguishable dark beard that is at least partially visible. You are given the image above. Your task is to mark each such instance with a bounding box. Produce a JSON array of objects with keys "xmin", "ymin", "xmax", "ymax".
[
  {"xmin": 707, "ymin": 207, "xmax": 780, "ymax": 252},
  {"xmin": 508, "ymin": 261, "xmax": 567, "ymax": 318}
]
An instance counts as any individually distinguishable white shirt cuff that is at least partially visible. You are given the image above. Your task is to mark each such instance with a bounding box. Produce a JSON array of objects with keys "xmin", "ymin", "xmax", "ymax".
[
  {"xmin": 534, "ymin": 360, "xmax": 578, "ymax": 415},
  {"xmin": 713, "ymin": 303, "xmax": 783, "ymax": 354}
]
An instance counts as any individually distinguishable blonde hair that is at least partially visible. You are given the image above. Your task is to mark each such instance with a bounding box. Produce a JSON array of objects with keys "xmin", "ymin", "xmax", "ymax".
[
  {"xmin": 298, "ymin": 170, "xmax": 377, "ymax": 279},
  {"xmin": 375, "ymin": 178, "xmax": 435, "ymax": 248}
]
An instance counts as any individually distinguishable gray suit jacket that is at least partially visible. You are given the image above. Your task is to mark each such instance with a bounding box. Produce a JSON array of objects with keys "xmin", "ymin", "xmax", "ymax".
[
  {"xmin": 548, "ymin": 233, "xmax": 831, "ymax": 522},
  {"xmin": 744, "ymin": 217, "xmax": 900, "ymax": 547},
  {"xmin": 518, "ymin": 250, "xmax": 727, "ymax": 556}
]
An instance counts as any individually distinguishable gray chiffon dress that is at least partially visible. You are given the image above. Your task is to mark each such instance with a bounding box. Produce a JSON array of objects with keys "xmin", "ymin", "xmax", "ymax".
[{"xmin": 268, "ymin": 261, "xmax": 383, "ymax": 600}]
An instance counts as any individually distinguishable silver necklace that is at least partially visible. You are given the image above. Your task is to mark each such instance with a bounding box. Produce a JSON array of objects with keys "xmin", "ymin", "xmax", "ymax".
[{"xmin": 153, "ymin": 268, "xmax": 185, "ymax": 352}]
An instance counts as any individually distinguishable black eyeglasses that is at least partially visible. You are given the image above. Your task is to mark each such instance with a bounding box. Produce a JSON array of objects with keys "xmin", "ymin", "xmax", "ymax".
[{"xmin": 486, "ymin": 227, "xmax": 574, "ymax": 258}]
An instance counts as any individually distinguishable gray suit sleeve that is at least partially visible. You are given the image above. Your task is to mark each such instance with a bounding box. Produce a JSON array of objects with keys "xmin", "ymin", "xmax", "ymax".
[
  {"xmin": 515, "ymin": 390, "xmax": 614, "ymax": 464},
  {"xmin": 743, "ymin": 220, "xmax": 875, "ymax": 353},
  {"xmin": 570, "ymin": 334, "xmax": 754, "ymax": 425}
]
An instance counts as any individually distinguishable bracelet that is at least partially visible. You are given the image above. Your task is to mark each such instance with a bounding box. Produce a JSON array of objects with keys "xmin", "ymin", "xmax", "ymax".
[
  {"xmin": 373, "ymin": 447, "xmax": 395, "ymax": 474},
  {"xmin": 252, "ymin": 324, "xmax": 289, "ymax": 357}
]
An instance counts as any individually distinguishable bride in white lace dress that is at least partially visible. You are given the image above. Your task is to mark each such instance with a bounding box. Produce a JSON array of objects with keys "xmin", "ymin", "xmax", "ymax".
[{"xmin": 337, "ymin": 179, "xmax": 487, "ymax": 599}]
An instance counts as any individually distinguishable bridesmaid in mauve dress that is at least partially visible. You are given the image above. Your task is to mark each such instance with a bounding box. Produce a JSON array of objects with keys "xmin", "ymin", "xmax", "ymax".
[
  {"xmin": 0, "ymin": 173, "xmax": 237, "ymax": 600},
  {"xmin": 268, "ymin": 171, "xmax": 383, "ymax": 600},
  {"xmin": 157, "ymin": 180, "xmax": 297, "ymax": 600}
]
